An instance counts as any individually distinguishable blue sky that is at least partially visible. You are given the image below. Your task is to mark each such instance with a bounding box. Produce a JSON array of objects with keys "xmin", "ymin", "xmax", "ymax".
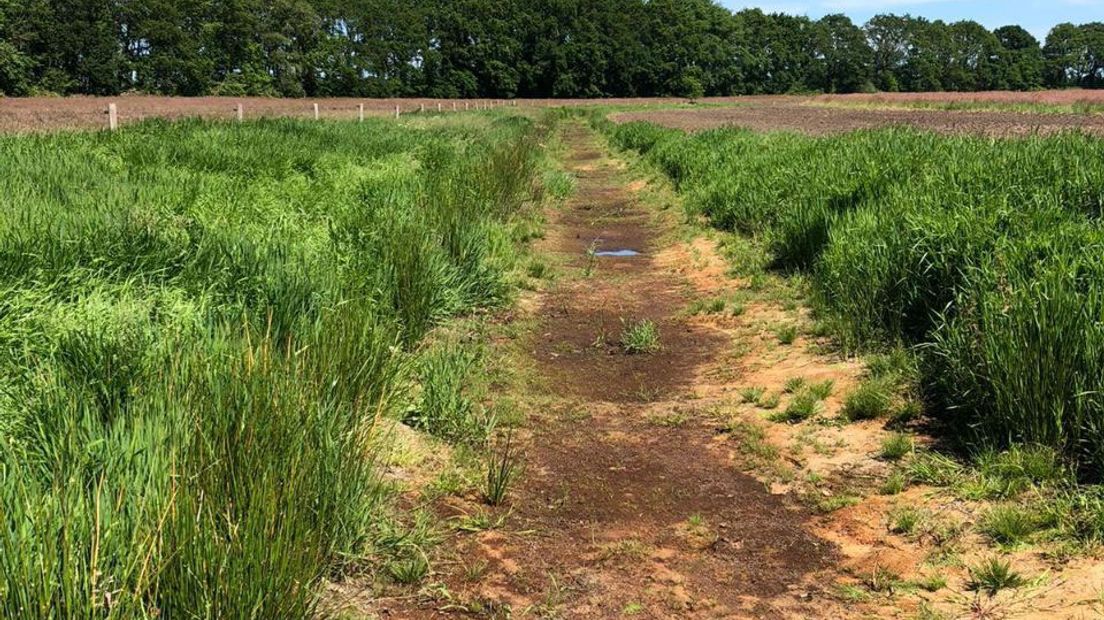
[{"xmin": 719, "ymin": 0, "xmax": 1104, "ymax": 41}]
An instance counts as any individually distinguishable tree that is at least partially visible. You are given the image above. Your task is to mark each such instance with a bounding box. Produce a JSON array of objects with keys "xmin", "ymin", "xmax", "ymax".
[
  {"xmin": 1044, "ymin": 22, "xmax": 1104, "ymax": 88},
  {"xmin": 993, "ymin": 25, "xmax": 1043, "ymax": 90},
  {"xmin": 865, "ymin": 14, "xmax": 911, "ymax": 92},
  {"xmin": 813, "ymin": 14, "xmax": 872, "ymax": 93},
  {"xmin": 0, "ymin": 0, "xmax": 34, "ymax": 95}
]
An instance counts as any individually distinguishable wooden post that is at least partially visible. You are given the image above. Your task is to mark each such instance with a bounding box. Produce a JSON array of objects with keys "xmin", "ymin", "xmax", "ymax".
[
  {"xmin": 358, "ymin": 104, "xmax": 364, "ymax": 122},
  {"xmin": 453, "ymin": 102, "xmax": 457, "ymax": 112},
  {"xmin": 420, "ymin": 104, "xmax": 425, "ymax": 113},
  {"xmin": 465, "ymin": 102, "xmax": 469, "ymax": 111},
  {"xmin": 313, "ymin": 103, "xmax": 320, "ymax": 120},
  {"xmin": 236, "ymin": 103, "xmax": 243, "ymax": 122},
  {"xmin": 395, "ymin": 104, "xmax": 400, "ymax": 119},
  {"xmin": 437, "ymin": 102, "xmax": 442, "ymax": 112},
  {"xmin": 107, "ymin": 103, "xmax": 118, "ymax": 131}
]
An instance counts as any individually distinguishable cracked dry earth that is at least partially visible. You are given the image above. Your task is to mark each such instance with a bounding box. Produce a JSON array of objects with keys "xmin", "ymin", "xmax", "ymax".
[{"xmin": 380, "ymin": 122, "xmax": 866, "ymax": 619}]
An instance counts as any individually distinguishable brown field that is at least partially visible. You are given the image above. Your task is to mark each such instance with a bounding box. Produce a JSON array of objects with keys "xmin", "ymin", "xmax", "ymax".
[
  {"xmin": 817, "ymin": 88, "xmax": 1104, "ymax": 107},
  {"xmin": 0, "ymin": 95, "xmax": 698, "ymax": 133},
  {"xmin": 614, "ymin": 95, "xmax": 1104, "ymax": 137},
  {"xmin": 8, "ymin": 91, "xmax": 1104, "ymax": 135}
]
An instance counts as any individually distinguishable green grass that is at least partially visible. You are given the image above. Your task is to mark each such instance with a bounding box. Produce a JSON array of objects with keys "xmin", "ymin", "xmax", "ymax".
[
  {"xmin": 808, "ymin": 379, "xmax": 835, "ymax": 400},
  {"xmin": 880, "ymin": 434, "xmax": 914, "ymax": 461},
  {"xmin": 842, "ymin": 378, "xmax": 895, "ymax": 421},
  {"xmin": 0, "ymin": 112, "xmax": 546, "ymax": 617},
  {"xmin": 608, "ymin": 119, "xmax": 1104, "ymax": 476},
  {"xmin": 775, "ymin": 324, "xmax": 798, "ymax": 345},
  {"xmin": 980, "ymin": 505, "xmax": 1041, "ymax": 546},
  {"xmin": 783, "ymin": 377, "xmax": 807, "ymax": 394},
  {"xmin": 741, "ymin": 386, "xmax": 766, "ymax": 403},
  {"xmin": 688, "ymin": 296, "xmax": 726, "ymax": 315},
  {"xmin": 484, "ymin": 431, "xmax": 521, "ymax": 506},
  {"xmin": 888, "ymin": 505, "xmax": 925, "ymax": 536},
  {"xmin": 758, "ymin": 392, "xmax": 782, "ymax": 409},
  {"xmin": 967, "ymin": 558, "xmax": 1027, "ymax": 596},
  {"xmin": 773, "ymin": 391, "xmax": 822, "ymax": 423},
  {"xmin": 620, "ymin": 318, "xmax": 661, "ymax": 354}
]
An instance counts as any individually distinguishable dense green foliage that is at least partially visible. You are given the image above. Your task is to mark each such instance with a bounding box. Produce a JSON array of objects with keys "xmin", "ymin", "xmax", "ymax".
[
  {"xmin": 0, "ymin": 113, "xmax": 544, "ymax": 617},
  {"xmin": 607, "ymin": 119, "xmax": 1104, "ymax": 476},
  {"xmin": 0, "ymin": 0, "xmax": 1097, "ymax": 97}
]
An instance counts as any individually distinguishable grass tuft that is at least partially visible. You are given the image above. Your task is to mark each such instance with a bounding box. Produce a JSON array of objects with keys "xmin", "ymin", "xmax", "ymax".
[{"xmin": 620, "ymin": 319, "xmax": 661, "ymax": 354}]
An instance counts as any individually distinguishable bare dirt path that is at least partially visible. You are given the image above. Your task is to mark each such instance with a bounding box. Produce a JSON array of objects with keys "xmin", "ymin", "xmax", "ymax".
[{"xmin": 379, "ymin": 121, "xmax": 867, "ymax": 618}]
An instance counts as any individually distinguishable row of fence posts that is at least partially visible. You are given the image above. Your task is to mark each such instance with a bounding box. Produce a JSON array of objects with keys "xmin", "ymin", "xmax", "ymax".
[{"xmin": 104, "ymin": 99, "xmax": 520, "ymax": 131}]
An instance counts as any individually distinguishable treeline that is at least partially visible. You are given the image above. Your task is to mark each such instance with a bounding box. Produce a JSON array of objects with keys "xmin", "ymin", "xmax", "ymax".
[{"xmin": 1, "ymin": 0, "xmax": 1102, "ymax": 98}]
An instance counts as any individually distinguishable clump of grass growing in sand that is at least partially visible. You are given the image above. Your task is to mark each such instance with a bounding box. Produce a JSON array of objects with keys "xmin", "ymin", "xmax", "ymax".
[
  {"xmin": 484, "ymin": 431, "xmax": 521, "ymax": 506},
  {"xmin": 758, "ymin": 392, "xmax": 781, "ymax": 410},
  {"xmin": 880, "ymin": 434, "xmax": 914, "ymax": 461},
  {"xmin": 842, "ymin": 377, "xmax": 895, "ymax": 421},
  {"xmin": 741, "ymin": 386, "xmax": 766, "ymax": 403},
  {"xmin": 773, "ymin": 391, "xmax": 822, "ymax": 423},
  {"xmin": 775, "ymin": 324, "xmax": 798, "ymax": 345},
  {"xmin": 979, "ymin": 505, "xmax": 1041, "ymax": 546},
  {"xmin": 620, "ymin": 319, "xmax": 661, "ymax": 354},
  {"xmin": 808, "ymin": 379, "xmax": 835, "ymax": 400},
  {"xmin": 783, "ymin": 377, "xmax": 807, "ymax": 394},
  {"xmin": 687, "ymin": 297, "xmax": 726, "ymax": 316},
  {"xmin": 967, "ymin": 558, "xmax": 1027, "ymax": 596}
]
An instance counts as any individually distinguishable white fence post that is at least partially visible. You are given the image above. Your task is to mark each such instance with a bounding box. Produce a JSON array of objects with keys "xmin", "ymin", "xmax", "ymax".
[
  {"xmin": 313, "ymin": 103, "xmax": 320, "ymax": 120},
  {"xmin": 358, "ymin": 104, "xmax": 364, "ymax": 122},
  {"xmin": 236, "ymin": 103, "xmax": 243, "ymax": 122},
  {"xmin": 107, "ymin": 103, "xmax": 118, "ymax": 131},
  {"xmin": 395, "ymin": 104, "xmax": 400, "ymax": 119}
]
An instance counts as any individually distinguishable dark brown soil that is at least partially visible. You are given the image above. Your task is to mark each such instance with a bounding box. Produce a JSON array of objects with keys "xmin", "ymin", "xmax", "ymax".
[
  {"xmin": 377, "ymin": 122, "xmax": 844, "ymax": 619},
  {"xmin": 613, "ymin": 101, "xmax": 1104, "ymax": 137}
]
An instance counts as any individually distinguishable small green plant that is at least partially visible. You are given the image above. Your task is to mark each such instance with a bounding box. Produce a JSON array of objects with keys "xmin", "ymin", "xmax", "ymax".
[
  {"xmin": 880, "ymin": 471, "xmax": 907, "ymax": 495},
  {"xmin": 911, "ymin": 573, "xmax": 948, "ymax": 592},
  {"xmin": 584, "ymin": 240, "xmax": 599, "ymax": 276},
  {"xmin": 783, "ymin": 377, "xmax": 807, "ymax": 394},
  {"xmin": 967, "ymin": 558, "xmax": 1026, "ymax": 596},
  {"xmin": 387, "ymin": 552, "xmax": 430, "ymax": 584},
  {"xmin": 880, "ymin": 434, "xmax": 913, "ymax": 461},
  {"xmin": 484, "ymin": 431, "xmax": 521, "ymax": 506},
  {"xmin": 817, "ymin": 493, "xmax": 860, "ymax": 513},
  {"xmin": 889, "ymin": 400, "xmax": 923, "ymax": 426},
  {"xmin": 758, "ymin": 392, "xmax": 781, "ymax": 409},
  {"xmin": 775, "ymin": 324, "xmax": 798, "ymax": 345},
  {"xmin": 842, "ymin": 377, "xmax": 894, "ymax": 421},
  {"xmin": 980, "ymin": 505, "xmax": 1039, "ymax": 546},
  {"xmin": 527, "ymin": 259, "xmax": 550, "ymax": 280},
  {"xmin": 864, "ymin": 566, "xmax": 902, "ymax": 594},
  {"xmin": 888, "ymin": 505, "xmax": 925, "ymax": 536},
  {"xmin": 741, "ymin": 386, "xmax": 766, "ymax": 403},
  {"xmin": 688, "ymin": 297, "xmax": 726, "ymax": 315},
  {"xmin": 808, "ymin": 379, "xmax": 835, "ymax": 400},
  {"xmin": 773, "ymin": 391, "xmax": 822, "ymax": 423},
  {"xmin": 620, "ymin": 318, "xmax": 661, "ymax": 354},
  {"xmin": 908, "ymin": 452, "xmax": 964, "ymax": 487}
]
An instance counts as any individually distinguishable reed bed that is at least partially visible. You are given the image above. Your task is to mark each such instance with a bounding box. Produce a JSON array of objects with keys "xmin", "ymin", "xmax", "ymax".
[
  {"xmin": 607, "ymin": 119, "xmax": 1104, "ymax": 476},
  {"xmin": 0, "ymin": 113, "xmax": 545, "ymax": 617}
]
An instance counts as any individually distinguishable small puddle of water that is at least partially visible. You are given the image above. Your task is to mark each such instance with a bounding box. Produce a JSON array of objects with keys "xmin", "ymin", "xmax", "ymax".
[{"xmin": 594, "ymin": 249, "xmax": 640, "ymax": 257}]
